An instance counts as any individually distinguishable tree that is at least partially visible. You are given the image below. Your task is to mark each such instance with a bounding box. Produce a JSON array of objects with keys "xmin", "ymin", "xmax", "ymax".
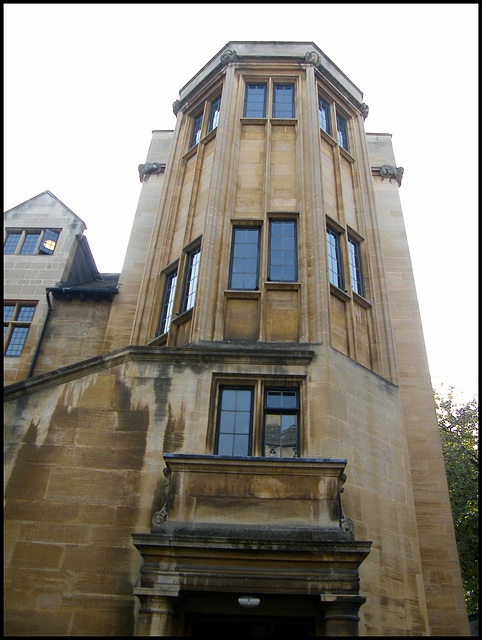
[{"xmin": 434, "ymin": 387, "xmax": 478, "ymax": 615}]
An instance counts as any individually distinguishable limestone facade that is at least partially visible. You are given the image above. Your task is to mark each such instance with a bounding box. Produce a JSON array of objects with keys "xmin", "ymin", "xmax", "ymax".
[{"xmin": 4, "ymin": 42, "xmax": 469, "ymax": 636}]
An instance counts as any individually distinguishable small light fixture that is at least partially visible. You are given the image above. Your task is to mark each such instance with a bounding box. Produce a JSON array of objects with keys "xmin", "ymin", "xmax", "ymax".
[{"xmin": 238, "ymin": 596, "xmax": 260, "ymax": 608}]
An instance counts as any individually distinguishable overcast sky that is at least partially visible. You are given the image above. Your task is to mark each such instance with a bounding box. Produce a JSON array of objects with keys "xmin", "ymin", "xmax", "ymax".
[{"xmin": 4, "ymin": 3, "xmax": 478, "ymax": 400}]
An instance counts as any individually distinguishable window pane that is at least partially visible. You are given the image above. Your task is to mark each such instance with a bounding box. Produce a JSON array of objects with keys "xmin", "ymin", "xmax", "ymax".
[
  {"xmin": 19, "ymin": 233, "xmax": 41, "ymax": 255},
  {"xmin": 268, "ymin": 220, "xmax": 297, "ymax": 282},
  {"xmin": 273, "ymin": 84, "xmax": 294, "ymax": 118},
  {"xmin": 264, "ymin": 389, "xmax": 299, "ymax": 458},
  {"xmin": 17, "ymin": 306, "xmax": 35, "ymax": 322},
  {"xmin": 190, "ymin": 113, "xmax": 203, "ymax": 148},
  {"xmin": 348, "ymin": 237, "xmax": 363, "ymax": 296},
  {"xmin": 182, "ymin": 248, "xmax": 200, "ymax": 312},
  {"xmin": 234, "ymin": 411, "xmax": 250, "ymax": 434},
  {"xmin": 4, "ymin": 305, "xmax": 15, "ymax": 321},
  {"xmin": 4, "ymin": 233, "xmax": 21, "ymax": 255},
  {"xmin": 336, "ymin": 114, "xmax": 348, "ymax": 151},
  {"xmin": 243, "ymin": 84, "xmax": 267, "ymax": 118},
  {"xmin": 219, "ymin": 411, "xmax": 235, "ymax": 433},
  {"xmin": 327, "ymin": 228, "xmax": 343, "ymax": 289},
  {"xmin": 318, "ymin": 96, "xmax": 331, "ymax": 135},
  {"xmin": 216, "ymin": 388, "xmax": 253, "ymax": 457},
  {"xmin": 233, "ymin": 434, "xmax": 249, "ymax": 457},
  {"xmin": 217, "ymin": 433, "xmax": 234, "ymax": 456},
  {"xmin": 39, "ymin": 229, "xmax": 59, "ymax": 254},
  {"xmin": 5, "ymin": 326, "xmax": 29, "ymax": 356},
  {"xmin": 229, "ymin": 227, "xmax": 259, "ymax": 290},
  {"xmin": 158, "ymin": 271, "xmax": 177, "ymax": 334},
  {"xmin": 207, "ymin": 96, "xmax": 221, "ymax": 133},
  {"xmin": 266, "ymin": 390, "xmax": 297, "ymax": 409}
]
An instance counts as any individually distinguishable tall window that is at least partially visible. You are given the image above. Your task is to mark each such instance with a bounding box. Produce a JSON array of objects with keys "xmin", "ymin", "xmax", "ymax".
[
  {"xmin": 348, "ymin": 237, "xmax": 363, "ymax": 296},
  {"xmin": 181, "ymin": 246, "xmax": 201, "ymax": 313},
  {"xmin": 263, "ymin": 389, "xmax": 299, "ymax": 458},
  {"xmin": 4, "ymin": 302, "xmax": 36, "ymax": 356},
  {"xmin": 272, "ymin": 84, "xmax": 295, "ymax": 118},
  {"xmin": 189, "ymin": 112, "xmax": 203, "ymax": 149},
  {"xmin": 243, "ymin": 83, "xmax": 267, "ymax": 118},
  {"xmin": 158, "ymin": 270, "xmax": 177, "ymax": 335},
  {"xmin": 327, "ymin": 227, "xmax": 343, "ymax": 289},
  {"xmin": 268, "ymin": 220, "xmax": 297, "ymax": 282},
  {"xmin": 336, "ymin": 114, "xmax": 348, "ymax": 151},
  {"xmin": 215, "ymin": 387, "xmax": 253, "ymax": 457},
  {"xmin": 318, "ymin": 96, "xmax": 331, "ymax": 135},
  {"xmin": 228, "ymin": 227, "xmax": 260, "ymax": 290},
  {"xmin": 4, "ymin": 229, "xmax": 59, "ymax": 255},
  {"xmin": 207, "ymin": 95, "xmax": 221, "ymax": 133}
]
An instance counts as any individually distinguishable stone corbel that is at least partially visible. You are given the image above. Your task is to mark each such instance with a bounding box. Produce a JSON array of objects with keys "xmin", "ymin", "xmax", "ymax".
[
  {"xmin": 380, "ymin": 164, "xmax": 404, "ymax": 187},
  {"xmin": 304, "ymin": 51, "xmax": 321, "ymax": 67},
  {"xmin": 172, "ymin": 100, "xmax": 181, "ymax": 116},
  {"xmin": 220, "ymin": 49, "xmax": 237, "ymax": 66},
  {"xmin": 138, "ymin": 162, "xmax": 166, "ymax": 183},
  {"xmin": 360, "ymin": 103, "xmax": 369, "ymax": 119},
  {"xmin": 338, "ymin": 472, "xmax": 354, "ymax": 534},
  {"xmin": 151, "ymin": 467, "xmax": 171, "ymax": 530}
]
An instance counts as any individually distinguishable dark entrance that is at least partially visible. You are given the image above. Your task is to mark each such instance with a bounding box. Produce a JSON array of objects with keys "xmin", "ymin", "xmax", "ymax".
[{"xmin": 190, "ymin": 614, "xmax": 314, "ymax": 637}]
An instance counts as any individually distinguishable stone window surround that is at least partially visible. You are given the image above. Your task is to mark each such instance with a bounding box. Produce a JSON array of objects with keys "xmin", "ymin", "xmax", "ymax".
[
  {"xmin": 4, "ymin": 227, "xmax": 61, "ymax": 256},
  {"xmin": 207, "ymin": 373, "xmax": 306, "ymax": 459}
]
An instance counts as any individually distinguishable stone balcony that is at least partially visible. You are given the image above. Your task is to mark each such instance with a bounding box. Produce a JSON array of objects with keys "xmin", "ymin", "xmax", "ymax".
[
  {"xmin": 132, "ymin": 455, "xmax": 370, "ymax": 635},
  {"xmin": 150, "ymin": 454, "xmax": 355, "ymax": 535}
]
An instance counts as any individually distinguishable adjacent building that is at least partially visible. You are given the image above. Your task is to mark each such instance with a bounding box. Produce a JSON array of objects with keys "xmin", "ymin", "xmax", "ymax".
[{"xmin": 4, "ymin": 42, "xmax": 469, "ymax": 636}]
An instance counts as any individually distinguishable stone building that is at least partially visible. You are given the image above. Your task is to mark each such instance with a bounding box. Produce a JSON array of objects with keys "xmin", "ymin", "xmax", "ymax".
[{"xmin": 4, "ymin": 42, "xmax": 469, "ymax": 636}]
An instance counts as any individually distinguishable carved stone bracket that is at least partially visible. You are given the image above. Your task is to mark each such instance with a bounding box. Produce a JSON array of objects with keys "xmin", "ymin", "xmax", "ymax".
[
  {"xmin": 360, "ymin": 103, "xmax": 369, "ymax": 119},
  {"xmin": 380, "ymin": 164, "xmax": 404, "ymax": 187},
  {"xmin": 338, "ymin": 472, "xmax": 354, "ymax": 534},
  {"xmin": 220, "ymin": 49, "xmax": 237, "ymax": 66},
  {"xmin": 138, "ymin": 162, "xmax": 166, "ymax": 183},
  {"xmin": 151, "ymin": 467, "xmax": 171, "ymax": 531},
  {"xmin": 172, "ymin": 100, "xmax": 181, "ymax": 116},
  {"xmin": 304, "ymin": 51, "xmax": 321, "ymax": 67}
]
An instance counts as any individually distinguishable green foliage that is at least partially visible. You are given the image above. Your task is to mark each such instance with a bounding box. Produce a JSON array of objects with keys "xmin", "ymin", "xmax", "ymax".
[{"xmin": 434, "ymin": 387, "xmax": 478, "ymax": 615}]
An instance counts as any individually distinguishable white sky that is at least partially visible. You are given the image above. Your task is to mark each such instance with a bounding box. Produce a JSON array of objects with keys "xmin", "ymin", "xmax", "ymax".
[{"xmin": 4, "ymin": 3, "xmax": 478, "ymax": 400}]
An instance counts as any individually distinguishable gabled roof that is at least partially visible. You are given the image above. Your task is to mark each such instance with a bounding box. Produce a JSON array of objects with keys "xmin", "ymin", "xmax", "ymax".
[{"xmin": 4, "ymin": 190, "xmax": 87, "ymax": 228}]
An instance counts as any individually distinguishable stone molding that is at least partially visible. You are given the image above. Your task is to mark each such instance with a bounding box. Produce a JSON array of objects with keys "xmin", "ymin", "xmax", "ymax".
[{"xmin": 3, "ymin": 343, "xmax": 315, "ymax": 400}]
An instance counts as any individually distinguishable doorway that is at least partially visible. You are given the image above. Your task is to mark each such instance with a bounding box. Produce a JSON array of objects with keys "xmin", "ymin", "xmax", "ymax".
[{"xmin": 190, "ymin": 614, "xmax": 314, "ymax": 637}]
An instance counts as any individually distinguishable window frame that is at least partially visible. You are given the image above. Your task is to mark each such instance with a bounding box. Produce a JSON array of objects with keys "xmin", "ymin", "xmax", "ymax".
[
  {"xmin": 211, "ymin": 377, "xmax": 303, "ymax": 459},
  {"xmin": 263, "ymin": 388, "xmax": 300, "ymax": 458},
  {"xmin": 347, "ymin": 236, "xmax": 363, "ymax": 297},
  {"xmin": 318, "ymin": 94, "xmax": 331, "ymax": 135},
  {"xmin": 228, "ymin": 225, "xmax": 261, "ymax": 291},
  {"xmin": 207, "ymin": 95, "xmax": 221, "ymax": 133},
  {"xmin": 4, "ymin": 228, "xmax": 60, "ymax": 256},
  {"xmin": 268, "ymin": 218, "xmax": 298, "ymax": 283},
  {"xmin": 336, "ymin": 113, "xmax": 349, "ymax": 151},
  {"xmin": 272, "ymin": 83, "xmax": 295, "ymax": 119},
  {"xmin": 4, "ymin": 301, "xmax": 37, "ymax": 357},
  {"xmin": 189, "ymin": 111, "xmax": 204, "ymax": 149},
  {"xmin": 326, "ymin": 226, "xmax": 344, "ymax": 290},
  {"xmin": 180, "ymin": 244, "xmax": 201, "ymax": 314},
  {"xmin": 157, "ymin": 267, "xmax": 178, "ymax": 335},
  {"xmin": 214, "ymin": 385, "xmax": 255, "ymax": 457},
  {"xmin": 243, "ymin": 82, "xmax": 267, "ymax": 118}
]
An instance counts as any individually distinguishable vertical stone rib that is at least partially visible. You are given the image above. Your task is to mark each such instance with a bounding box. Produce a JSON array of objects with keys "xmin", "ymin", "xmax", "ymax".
[{"xmin": 191, "ymin": 65, "xmax": 237, "ymax": 343}]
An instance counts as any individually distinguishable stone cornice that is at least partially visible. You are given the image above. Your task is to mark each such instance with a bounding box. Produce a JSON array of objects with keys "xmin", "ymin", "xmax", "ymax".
[{"xmin": 4, "ymin": 343, "xmax": 316, "ymax": 400}]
